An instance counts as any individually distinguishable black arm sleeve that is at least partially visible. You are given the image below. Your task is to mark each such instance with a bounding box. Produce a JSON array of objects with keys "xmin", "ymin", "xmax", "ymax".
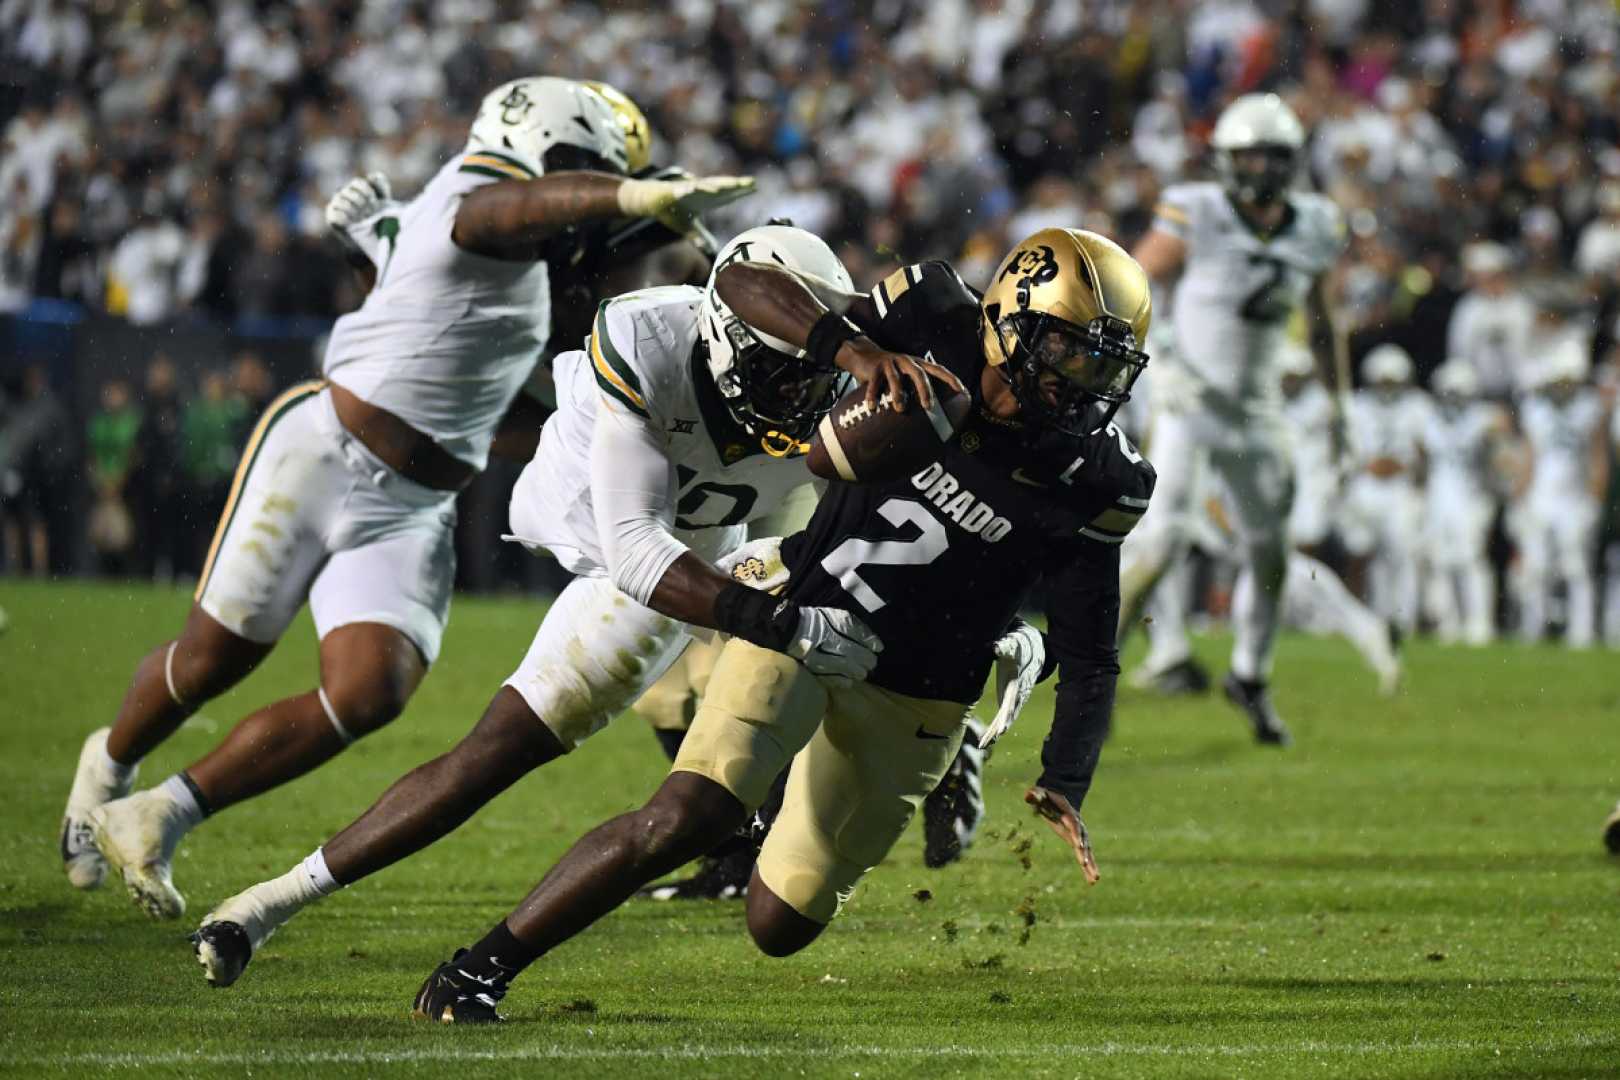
[{"xmin": 1035, "ymin": 540, "xmax": 1122, "ymax": 812}]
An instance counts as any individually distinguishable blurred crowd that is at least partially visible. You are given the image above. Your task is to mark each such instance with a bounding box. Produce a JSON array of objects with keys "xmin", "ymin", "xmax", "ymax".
[
  {"xmin": 1, "ymin": 352, "xmax": 276, "ymax": 578},
  {"xmin": 4, "ymin": 0, "xmax": 1620, "ymax": 641}
]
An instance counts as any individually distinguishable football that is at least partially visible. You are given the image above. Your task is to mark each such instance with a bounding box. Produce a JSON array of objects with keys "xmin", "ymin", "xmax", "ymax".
[{"xmin": 807, "ymin": 374, "xmax": 972, "ymax": 484}]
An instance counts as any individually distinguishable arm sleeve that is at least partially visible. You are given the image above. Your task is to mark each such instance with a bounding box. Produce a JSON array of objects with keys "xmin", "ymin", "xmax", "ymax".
[
  {"xmin": 589, "ymin": 395, "xmax": 690, "ymax": 606},
  {"xmin": 1035, "ymin": 541, "xmax": 1123, "ymax": 812}
]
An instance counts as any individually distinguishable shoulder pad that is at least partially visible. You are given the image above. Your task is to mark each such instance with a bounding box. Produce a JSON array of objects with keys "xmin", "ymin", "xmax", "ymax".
[
  {"xmin": 872, "ymin": 260, "xmax": 976, "ymax": 319},
  {"xmin": 1073, "ymin": 423, "xmax": 1156, "ymax": 545}
]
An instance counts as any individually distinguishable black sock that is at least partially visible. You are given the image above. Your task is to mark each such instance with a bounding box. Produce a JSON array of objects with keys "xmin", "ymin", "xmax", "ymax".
[
  {"xmin": 177, "ymin": 770, "xmax": 215, "ymax": 818},
  {"xmin": 456, "ymin": 920, "xmax": 542, "ymax": 989}
]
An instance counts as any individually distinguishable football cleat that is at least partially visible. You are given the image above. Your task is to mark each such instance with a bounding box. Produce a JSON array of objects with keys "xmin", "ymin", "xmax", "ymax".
[
  {"xmin": 1130, "ymin": 657, "xmax": 1212, "ymax": 697},
  {"xmin": 61, "ymin": 728, "xmax": 137, "ymax": 890},
  {"xmin": 191, "ymin": 881, "xmax": 293, "ymax": 987},
  {"xmin": 1223, "ymin": 674, "xmax": 1292, "ymax": 747},
  {"xmin": 413, "ymin": 950, "xmax": 506, "ymax": 1024},
  {"xmin": 1603, "ymin": 802, "xmax": 1620, "ymax": 856},
  {"xmin": 637, "ymin": 847, "xmax": 754, "ymax": 901},
  {"xmin": 88, "ymin": 789, "xmax": 187, "ymax": 919},
  {"xmin": 923, "ymin": 721, "xmax": 988, "ymax": 868},
  {"xmin": 191, "ymin": 921, "xmax": 253, "ymax": 988}
]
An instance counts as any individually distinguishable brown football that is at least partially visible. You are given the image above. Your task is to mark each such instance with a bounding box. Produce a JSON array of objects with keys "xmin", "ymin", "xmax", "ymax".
[{"xmin": 808, "ymin": 374, "xmax": 972, "ymax": 484}]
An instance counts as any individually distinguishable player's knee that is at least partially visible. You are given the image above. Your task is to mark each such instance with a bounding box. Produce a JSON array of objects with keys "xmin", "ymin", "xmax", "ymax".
[
  {"xmin": 169, "ymin": 613, "xmax": 265, "ymax": 704},
  {"xmin": 745, "ymin": 873, "xmax": 824, "ymax": 957},
  {"xmin": 321, "ymin": 665, "xmax": 415, "ymax": 738},
  {"xmin": 635, "ymin": 778, "xmax": 743, "ymax": 865}
]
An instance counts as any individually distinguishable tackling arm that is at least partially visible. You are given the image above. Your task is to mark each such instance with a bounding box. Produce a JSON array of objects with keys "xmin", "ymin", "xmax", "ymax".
[
  {"xmin": 454, "ymin": 170, "xmax": 754, "ymax": 260},
  {"xmin": 713, "ymin": 262, "xmax": 958, "ymax": 410}
]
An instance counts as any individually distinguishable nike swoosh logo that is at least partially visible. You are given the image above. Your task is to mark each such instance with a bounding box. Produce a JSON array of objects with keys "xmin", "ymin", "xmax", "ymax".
[{"xmin": 1010, "ymin": 468, "xmax": 1048, "ymax": 488}]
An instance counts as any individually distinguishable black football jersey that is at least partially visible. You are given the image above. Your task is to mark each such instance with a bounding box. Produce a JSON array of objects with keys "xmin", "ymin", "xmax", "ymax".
[{"xmin": 780, "ymin": 261, "xmax": 1156, "ymax": 705}]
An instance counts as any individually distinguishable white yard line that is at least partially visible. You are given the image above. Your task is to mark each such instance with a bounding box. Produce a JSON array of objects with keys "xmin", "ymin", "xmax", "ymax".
[{"xmin": 3, "ymin": 1037, "xmax": 1610, "ymax": 1069}]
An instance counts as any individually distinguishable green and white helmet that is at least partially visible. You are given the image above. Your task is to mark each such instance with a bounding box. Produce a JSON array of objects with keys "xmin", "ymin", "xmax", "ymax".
[
  {"xmin": 1211, "ymin": 93, "xmax": 1306, "ymax": 206},
  {"xmin": 468, "ymin": 77, "xmax": 629, "ymax": 177},
  {"xmin": 699, "ymin": 225, "xmax": 855, "ymax": 446}
]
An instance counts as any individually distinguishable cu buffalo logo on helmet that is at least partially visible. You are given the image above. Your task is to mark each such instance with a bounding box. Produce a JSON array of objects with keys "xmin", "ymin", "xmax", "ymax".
[{"xmin": 999, "ymin": 245, "xmax": 1059, "ymax": 309}]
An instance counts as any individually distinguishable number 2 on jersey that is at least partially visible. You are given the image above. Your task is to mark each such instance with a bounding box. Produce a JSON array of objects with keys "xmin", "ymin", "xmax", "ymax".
[
  {"xmin": 1239, "ymin": 253, "xmax": 1290, "ymax": 324},
  {"xmin": 819, "ymin": 498, "xmax": 948, "ymax": 612}
]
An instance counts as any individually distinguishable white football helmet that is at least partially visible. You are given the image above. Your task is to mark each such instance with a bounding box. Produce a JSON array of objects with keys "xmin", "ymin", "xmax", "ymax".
[
  {"xmin": 1534, "ymin": 335, "xmax": 1590, "ymax": 389},
  {"xmin": 1362, "ymin": 343, "xmax": 1413, "ymax": 386},
  {"xmin": 1211, "ymin": 93, "xmax": 1306, "ymax": 206},
  {"xmin": 699, "ymin": 225, "xmax": 855, "ymax": 446},
  {"xmin": 1432, "ymin": 358, "xmax": 1480, "ymax": 400},
  {"xmin": 468, "ymin": 77, "xmax": 629, "ymax": 178}
]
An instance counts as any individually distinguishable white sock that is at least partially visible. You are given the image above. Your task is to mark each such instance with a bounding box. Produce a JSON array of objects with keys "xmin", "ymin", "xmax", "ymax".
[
  {"xmin": 302, "ymin": 848, "xmax": 341, "ymax": 897},
  {"xmin": 97, "ymin": 741, "xmax": 137, "ymax": 786},
  {"xmin": 158, "ymin": 774, "xmax": 206, "ymax": 832}
]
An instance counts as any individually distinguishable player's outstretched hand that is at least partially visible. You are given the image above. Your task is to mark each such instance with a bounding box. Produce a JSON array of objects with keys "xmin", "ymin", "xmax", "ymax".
[
  {"xmin": 1025, "ymin": 785, "xmax": 1100, "ymax": 885},
  {"xmin": 788, "ymin": 606, "xmax": 882, "ymax": 684},
  {"xmin": 980, "ymin": 622, "xmax": 1044, "ymax": 748},
  {"xmin": 836, "ymin": 339, "xmax": 964, "ymax": 413},
  {"xmin": 716, "ymin": 536, "xmax": 788, "ymax": 592},
  {"xmin": 616, "ymin": 175, "xmax": 756, "ymax": 234},
  {"xmin": 325, "ymin": 172, "xmax": 392, "ymax": 233}
]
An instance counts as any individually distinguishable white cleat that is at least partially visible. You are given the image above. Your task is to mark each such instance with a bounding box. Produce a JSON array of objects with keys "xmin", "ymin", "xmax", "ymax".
[
  {"xmin": 193, "ymin": 884, "xmax": 288, "ymax": 988},
  {"xmin": 89, "ymin": 789, "xmax": 187, "ymax": 919},
  {"xmin": 61, "ymin": 728, "xmax": 136, "ymax": 890}
]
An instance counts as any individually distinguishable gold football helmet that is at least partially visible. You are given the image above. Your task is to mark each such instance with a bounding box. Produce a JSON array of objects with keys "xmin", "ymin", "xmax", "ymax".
[
  {"xmin": 583, "ymin": 81, "xmax": 652, "ymax": 173},
  {"xmin": 980, "ymin": 227, "xmax": 1152, "ymax": 435}
]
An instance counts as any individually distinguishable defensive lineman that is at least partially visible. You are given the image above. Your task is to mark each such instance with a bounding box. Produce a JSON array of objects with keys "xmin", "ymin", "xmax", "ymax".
[
  {"xmin": 1119, "ymin": 93, "xmax": 1351, "ymax": 744},
  {"xmin": 191, "ymin": 225, "xmax": 948, "ymax": 986},
  {"xmin": 63, "ymin": 77, "xmax": 756, "ymax": 919}
]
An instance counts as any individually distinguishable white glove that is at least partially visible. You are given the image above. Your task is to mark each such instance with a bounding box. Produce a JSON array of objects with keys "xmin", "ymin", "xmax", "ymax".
[
  {"xmin": 716, "ymin": 536, "xmax": 788, "ymax": 592},
  {"xmin": 979, "ymin": 621, "xmax": 1045, "ymax": 749},
  {"xmin": 786, "ymin": 606, "xmax": 882, "ymax": 685},
  {"xmin": 615, "ymin": 174, "xmax": 756, "ymax": 232},
  {"xmin": 325, "ymin": 172, "xmax": 392, "ymax": 233}
]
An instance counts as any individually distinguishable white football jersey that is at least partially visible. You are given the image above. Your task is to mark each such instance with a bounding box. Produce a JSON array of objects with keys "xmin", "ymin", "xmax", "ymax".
[
  {"xmin": 1155, "ymin": 182, "xmax": 1345, "ymax": 412},
  {"xmin": 1521, "ymin": 390, "xmax": 1606, "ymax": 507},
  {"xmin": 509, "ymin": 286, "xmax": 815, "ymax": 579},
  {"xmin": 1350, "ymin": 388, "xmax": 1433, "ymax": 473},
  {"xmin": 323, "ymin": 149, "xmax": 552, "ymax": 471},
  {"xmin": 1421, "ymin": 401, "xmax": 1500, "ymax": 502}
]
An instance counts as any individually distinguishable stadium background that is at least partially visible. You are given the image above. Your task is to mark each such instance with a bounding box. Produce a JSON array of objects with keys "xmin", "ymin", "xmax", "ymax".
[{"xmin": 3, "ymin": 0, "xmax": 1619, "ymax": 642}]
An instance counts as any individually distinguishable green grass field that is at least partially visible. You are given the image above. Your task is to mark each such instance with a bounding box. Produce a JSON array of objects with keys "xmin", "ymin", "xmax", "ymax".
[{"xmin": 1, "ymin": 579, "xmax": 1617, "ymax": 1078}]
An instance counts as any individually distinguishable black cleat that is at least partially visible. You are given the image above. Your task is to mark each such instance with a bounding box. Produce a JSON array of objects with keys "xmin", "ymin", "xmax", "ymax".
[
  {"xmin": 1223, "ymin": 674, "xmax": 1292, "ymax": 747},
  {"xmin": 412, "ymin": 950, "xmax": 506, "ymax": 1024},
  {"xmin": 923, "ymin": 722, "xmax": 987, "ymax": 868},
  {"xmin": 636, "ymin": 846, "xmax": 754, "ymax": 901},
  {"xmin": 1144, "ymin": 657, "xmax": 1212, "ymax": 697},
  {"xmin": 191, "ymin": 921, "xmax": 253, "ymax": 988},
  {"xmin": 1603, "ymin": 803, "xmax": 1620, "ymax": 855}
]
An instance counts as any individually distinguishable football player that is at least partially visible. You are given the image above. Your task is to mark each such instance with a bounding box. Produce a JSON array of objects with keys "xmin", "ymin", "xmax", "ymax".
[
  {"xmin": 190, "ymin": 224, "xmax": 945, "ymax": 987},
  {"xmin": 1118, "ymin": 93, "xmax": 1350, "ymax": 746},
  {"xmin": 405, "ymin": 227, "xmax": 1155, "ymax": 1023},
  {"xmin": 1514, "ymin": 341, "xmax": 1609, "ymax": 647},
  {"xmin": 62, "ymin": 77, "xmax": 757, "ymax": 919},
  {"xmin": 1420, "ymin": 359, "xmax": 1510, "ymax": 645},
  {"xmin": 1341, "ymin": 344, "xmax": 1434, "ymax": 636}
]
